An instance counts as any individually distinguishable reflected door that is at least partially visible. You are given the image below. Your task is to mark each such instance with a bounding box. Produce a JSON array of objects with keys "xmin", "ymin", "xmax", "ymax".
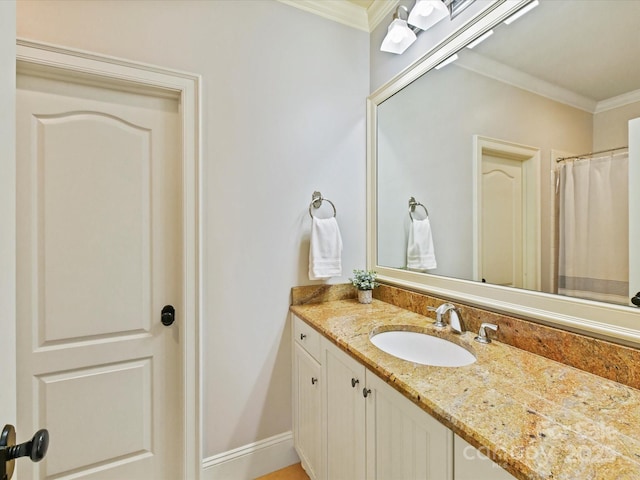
[
  {"xmin": 16, "ymin": 71, "xmax": 183, "ymax": 479},
  {"xmin": 481, "ymin": 154, "xmax": 524, "ymax": 288},
  {"xmin": 630, "ymin": 118, "xmax": 640, "ymax": 304}
]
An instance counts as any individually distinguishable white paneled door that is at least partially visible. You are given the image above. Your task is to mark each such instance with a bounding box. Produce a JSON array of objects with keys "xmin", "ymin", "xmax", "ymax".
[{"xmin": 16, "ymin": 69, "xmax": 183, "ymax": 479}]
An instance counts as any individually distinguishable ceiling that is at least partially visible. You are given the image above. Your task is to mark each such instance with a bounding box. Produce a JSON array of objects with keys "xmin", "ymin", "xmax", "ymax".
[{"xmin": 466, "ymin": 1, "xmax": 640, "ymax": 107}]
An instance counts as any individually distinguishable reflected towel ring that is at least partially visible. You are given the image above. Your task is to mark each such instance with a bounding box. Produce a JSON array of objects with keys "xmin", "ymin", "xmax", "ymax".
[
  {"xmin": 408, "ymin": 196, "xmax": 429, "ymax": 221},
  {"xmin": 309, "ymin": 191, "xmax": 337, "ymax": 218}
]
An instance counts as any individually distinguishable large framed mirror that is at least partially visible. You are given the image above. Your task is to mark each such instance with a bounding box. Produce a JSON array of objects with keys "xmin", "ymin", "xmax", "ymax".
[{"xmin": 367, "ymin": 0, "xmax": 640, "ymax": 345}]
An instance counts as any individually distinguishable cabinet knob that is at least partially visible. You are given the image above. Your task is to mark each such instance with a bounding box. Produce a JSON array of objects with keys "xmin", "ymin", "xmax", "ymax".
[
  {"xmin": 300, "ymin": 333, "xmax": 307, "ymax": 340},
  {"xmin": 311, "ymin": 377, "xmax": 318, "ymax": 385},
  {"xmin": 362, "ymin": 388, "xmax": 371, "ymax": 398},
  {"xmin": 351, "ymin": 378, "xmax": 359, "ymax": 388}
]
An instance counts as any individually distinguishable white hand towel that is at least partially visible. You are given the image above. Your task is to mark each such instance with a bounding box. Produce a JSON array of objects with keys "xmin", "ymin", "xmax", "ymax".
[
  {"xmin": 407, "ymin": 218, "xmax": 437, "ymax": 271},
  {"xmin": 309, "ymin": 216, "xmax": 343, "ymax": 280}
]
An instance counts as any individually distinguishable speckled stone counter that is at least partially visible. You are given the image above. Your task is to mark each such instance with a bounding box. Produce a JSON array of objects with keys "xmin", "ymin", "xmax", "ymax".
[{"xmin": 290, "ymin": 298, "xmax": 640, "ymax": 480}]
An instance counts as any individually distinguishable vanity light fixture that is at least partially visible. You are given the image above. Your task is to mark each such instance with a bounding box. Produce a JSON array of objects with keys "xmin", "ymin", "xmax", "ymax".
[
  {"xmin": 381, "ymin": 0, "xmax": 452, "ymax": 55},
  {"xmin": 434, "ymin": 53, "xmax": 458, "ymax": 70},
  {"xmin": 407, "ymin": 0, "xmax": 449, "ymax": 31},
  {"xmin": 380, "ymin": 5, "xmax": 417, "ymax": 54},
  {"xmin": 503, "ymin": 0, "xmax": 539, "ymax": 25},
  {"xmin": 466, "ymin": 29, "xmax": 493, "ymax": 49}
]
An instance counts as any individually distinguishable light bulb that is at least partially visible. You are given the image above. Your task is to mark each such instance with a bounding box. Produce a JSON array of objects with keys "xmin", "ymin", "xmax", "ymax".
[
  {"xmin": 389, "ymin": 28, "xmax": 406, "ymax": 43},
  {"xmin": 416, "ymin": 4, "xmax": 434, "ymax": 17},
  {"xmin": 407, "ymin": 0, "xmax": 448, "ymax": 31},
  {"xmin": 381, "ymin": 14, "xmax": 417, "ymax": 54}
]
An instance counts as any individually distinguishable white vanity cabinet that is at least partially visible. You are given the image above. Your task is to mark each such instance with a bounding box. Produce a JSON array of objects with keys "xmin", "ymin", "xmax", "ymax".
[
  {"xmin": 292, "ymin": 314, "xmax": 514, "ymax": 480},
  {"xmin": 321, "ymin": 337, "xmax": 452, "ymax": 480},
  {"xmin": 292, "ymin": 316, "xmax": 322, "ymax": 480},
  {"xmin": 454, "ymin": 435, "xmax": 517, "ymax": 480}
]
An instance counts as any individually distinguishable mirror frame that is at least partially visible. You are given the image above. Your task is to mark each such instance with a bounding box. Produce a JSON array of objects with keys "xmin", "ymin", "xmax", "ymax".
[{"xmin": 367, "ymin": 0, "xmax": 640, "ymax": 346}]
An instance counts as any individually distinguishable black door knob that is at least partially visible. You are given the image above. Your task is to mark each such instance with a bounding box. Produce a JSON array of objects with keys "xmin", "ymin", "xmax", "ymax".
[
  {"xmin": 1, "ymin": 425, "xmax": 49, "ymax": 480},
  {"xmin": 632, "ymin": 293, "xmax": 640, "ymax": 307},
  {"xmin": 161, "ymin": 305, "xmax": 176, "ymax": 326},
  {"xmin": 0, "ymin": 424, "xmax": 16, "ymax": 480},
  {"xmin": 18, "ymin": 430, "xmax": 48, "ymax": 463}
]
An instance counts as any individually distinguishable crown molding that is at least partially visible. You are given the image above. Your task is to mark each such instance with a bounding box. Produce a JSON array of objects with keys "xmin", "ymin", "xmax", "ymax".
[
  {"xmin": 456, "ymin": 49, "xmax": 597, "ymax": 113},
  {"xmin": 368, "ymin": 0, "xmax": 400, "ymax": 31},
  {"xmin": 278, "ymin": 0, "xmax": 369, "ymax": 31},
  {"xmin": 278, "ymin": 0, "xmax": 398, "ymax": 32},
  {"xmin": 595, "ymin": 88, "xmax": 640, "ymax": 114}
]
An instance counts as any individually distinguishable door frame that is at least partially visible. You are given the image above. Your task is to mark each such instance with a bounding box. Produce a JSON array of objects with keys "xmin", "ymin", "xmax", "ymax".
[
  {"xmin": 0, "ymin": 0, "xmax": 16, "ymax": 429},
  {"xmin": 15, "ymin": 38, "xmax": 202, "ymax": 480},
  {"xmin": 472, "ymin": 135, "xmax": 541, "ymax": 291}
]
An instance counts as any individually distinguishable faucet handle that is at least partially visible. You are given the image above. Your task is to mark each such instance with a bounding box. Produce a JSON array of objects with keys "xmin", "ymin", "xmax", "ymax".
[{"xmin": 475, "ymin": 323, "xmax": 498, "ymax": 344}]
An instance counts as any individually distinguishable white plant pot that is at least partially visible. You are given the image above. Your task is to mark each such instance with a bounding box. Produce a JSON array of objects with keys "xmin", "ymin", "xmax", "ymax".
[{"xmin": 357, "ymin": 289, "xmax": 373, "ymax": 304}]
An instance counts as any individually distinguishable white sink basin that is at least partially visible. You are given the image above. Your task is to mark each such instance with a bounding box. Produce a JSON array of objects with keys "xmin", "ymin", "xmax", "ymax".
[{"xmin": 370, "ymin": 330, "xmax": 476, "ymax": 367}]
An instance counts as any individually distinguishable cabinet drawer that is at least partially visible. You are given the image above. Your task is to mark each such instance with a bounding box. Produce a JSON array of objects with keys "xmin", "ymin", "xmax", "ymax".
[{"xmin": 293, "ymin": 314, "xmax": 320, "ymax": 361}]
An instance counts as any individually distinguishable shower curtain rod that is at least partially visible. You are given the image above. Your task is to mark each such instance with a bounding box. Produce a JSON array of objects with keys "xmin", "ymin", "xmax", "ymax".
[{"xmin": 556, "ymin": 145, "xmax": 628, "ymax": 162}]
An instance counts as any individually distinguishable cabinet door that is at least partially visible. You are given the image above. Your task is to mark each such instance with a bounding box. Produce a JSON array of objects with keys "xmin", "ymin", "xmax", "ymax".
[
  {"xmin": 322, "ymin": 338, "xmax": 367, "ymax": 480},
  {"xmin": 293, "ymin": 343, "xmax": 322, "ymax": 480},
  {"xmin": 365, "ymin": 372, "xmax": 453, "ymax": 480},
  {"xmin": 454, "ymin": 435, "xmax": 517, "ymax": 480}
]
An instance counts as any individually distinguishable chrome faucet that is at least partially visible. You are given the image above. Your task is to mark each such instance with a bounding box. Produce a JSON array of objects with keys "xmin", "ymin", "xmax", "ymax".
[{"xmin": 434, "ymin": 303, "xmax": 465, "ymax": 333}]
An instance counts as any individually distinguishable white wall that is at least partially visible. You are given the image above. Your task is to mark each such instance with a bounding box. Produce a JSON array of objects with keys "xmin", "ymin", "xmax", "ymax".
[
  {"xmin": 0, "ymin": 0, "xmax": 16, "ymax": 426},
  {"xmin": 593, "ymin": 101, "xmax": 640, "ymax": 150},
  {"xmin": 16, "ymin": 0, "xmax": 369, "ymax": 467}
]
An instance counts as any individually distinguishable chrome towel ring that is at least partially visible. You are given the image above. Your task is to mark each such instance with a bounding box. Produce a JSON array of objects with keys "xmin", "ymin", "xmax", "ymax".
[
  {"xmin": 309, "ymin": 191, "xmax": 336, "ymax": 218},
  {"xmin": 408, "ymin": 196, "xmax": 429, "ymax": 221}
]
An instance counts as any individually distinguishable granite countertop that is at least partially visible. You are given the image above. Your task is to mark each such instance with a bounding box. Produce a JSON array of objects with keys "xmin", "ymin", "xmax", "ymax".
[{"xmin": 290, "ymin": 299, "xmax": 640, "ymax": 480}]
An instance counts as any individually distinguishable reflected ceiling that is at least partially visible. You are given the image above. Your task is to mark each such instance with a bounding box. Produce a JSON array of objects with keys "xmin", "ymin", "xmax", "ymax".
[{"xmin": 474, "ymin": 0, "xmax": 640, "ymax": 102}]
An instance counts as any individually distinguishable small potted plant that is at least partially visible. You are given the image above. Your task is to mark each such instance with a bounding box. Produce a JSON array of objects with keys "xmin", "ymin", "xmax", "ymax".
[{"xmin": 350, "ymin": 269, "xmax": 378, "ymax": 304}]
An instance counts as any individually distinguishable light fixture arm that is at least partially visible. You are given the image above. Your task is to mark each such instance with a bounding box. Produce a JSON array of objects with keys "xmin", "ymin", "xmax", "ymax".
[{"xmin": 395, "ymin": 4, "xmax": 409, "ymax": 19}]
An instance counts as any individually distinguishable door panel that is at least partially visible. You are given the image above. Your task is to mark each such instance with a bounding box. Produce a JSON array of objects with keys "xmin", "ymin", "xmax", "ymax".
[
  {"xmin": 366, "ymin": 372, "xmax": 453, "ymax": 480},
  {"xmin": 322, "ymin": 339, "xmax": 366, "ymax": 480},
  {"xmin": 38, "ymin": 112, "xmax": 151, "ymax": 343},
  {"xmin": 17, "ymin": 72, "xmax": 182, "ymax": 479},
  {"xmin": 40, "ymin": 359, "xmax": 152, "ymax": 476},
  {"xmin": 293, "ymin": 344, "xmax": 321, "ymax": 479}
]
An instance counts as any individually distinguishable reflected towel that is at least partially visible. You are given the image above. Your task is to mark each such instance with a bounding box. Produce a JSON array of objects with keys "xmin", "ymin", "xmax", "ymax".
[
  {"xmin": 407, "ymin": 218, "xmax": 437, "ymax": 271},
  {"xmin": 309, "ymin": 216, "xmax": 343, "ymax": 280}
]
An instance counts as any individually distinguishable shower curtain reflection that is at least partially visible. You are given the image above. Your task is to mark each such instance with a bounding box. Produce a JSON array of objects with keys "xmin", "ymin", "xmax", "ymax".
[{"xmin": 557, "ymin": 152, "xmax": 629, "ymax": 305}]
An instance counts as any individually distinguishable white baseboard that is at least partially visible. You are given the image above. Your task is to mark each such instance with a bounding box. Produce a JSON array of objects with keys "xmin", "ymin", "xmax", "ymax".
[{"xmin": 201, "ymin": 431, "xmax": 299, "ymax": 480}]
